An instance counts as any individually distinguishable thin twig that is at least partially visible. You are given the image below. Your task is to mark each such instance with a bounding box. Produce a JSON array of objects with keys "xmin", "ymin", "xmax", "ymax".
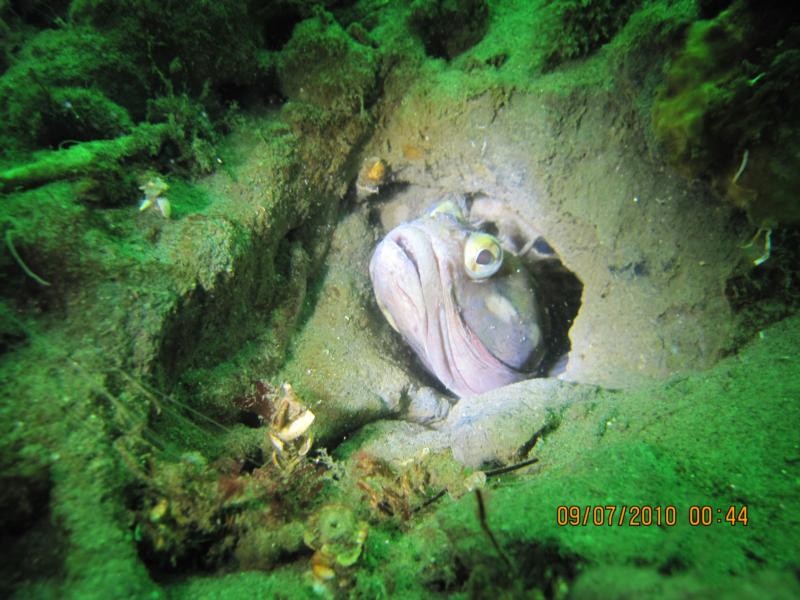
[
  {"xmin": 732, "ymin": 149, "xmax": 749, "ymax": 184},
  {"xmin": 475, "ymin": 489, "xmax": 514, "ymax": 571},
  {"xmin": 116, "ymin": 369, "xmax": 230, "ymax": 432},
  {"xmin": 413, "ymin": 457, "xmax": 541, "ymax": 513},
  {"xmin": 4, "ymin": 228, "xmax": 50, "ymax": 286},
  {"xmin": 484, "ymin": 457, "xmax": 540, "ymax": 477}
]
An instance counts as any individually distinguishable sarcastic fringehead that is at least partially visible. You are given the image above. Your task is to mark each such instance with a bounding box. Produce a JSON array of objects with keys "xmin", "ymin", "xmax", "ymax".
[{"xmin": 369, "ymin": 198, "xmax": 548, "ymax": 397}]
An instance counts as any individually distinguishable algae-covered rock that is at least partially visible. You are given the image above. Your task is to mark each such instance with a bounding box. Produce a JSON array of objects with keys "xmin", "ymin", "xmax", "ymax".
[
  {"xmin": 541, "ymin": 0, "xmax": 642, "ymax": 70},
  {"xmin": 343, "ymin": 312, "xmax": 800, "ymax": 598},
  {"xmin": 0, "ymin": 2, "xmax": 276, "ymax": 157},
  {"xmin": 277, "ymin": 12, "xmax": 379, "ymax": 113},
  {"xmin": 652, "ymin": 1, "xmax": 800, "ymax": 224},
  {"xmin": 68, "ymin": 0, "xmax": 272, "ymax": 95},
  {"xmin": 343, "ymin": 378, "xmax": 594, "ymax": 468},
  {"xmin": 276, "ymin": 208, "xmax": 411, "ymax": 445},
  {"xmin": 2, "ymin": 1, "xmax": 799, "ymax": 597},
  {"xmin": 0, "ymin": 27, "xmax": 143, "ymax": 151},
  {"xmin": 48, "ymin": 86, "xmax": 134, "ymax": 141}
]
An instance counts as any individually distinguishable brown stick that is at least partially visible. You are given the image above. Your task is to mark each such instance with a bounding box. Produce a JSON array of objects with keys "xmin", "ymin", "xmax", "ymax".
[{"xmin": 0, "ymin": 123, "xmax": 168, "ymax": 193}]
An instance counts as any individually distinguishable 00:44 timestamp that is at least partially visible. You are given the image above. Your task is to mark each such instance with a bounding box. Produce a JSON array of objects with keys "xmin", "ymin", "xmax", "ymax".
[{"xmin": 689, "ymin": 504, "xmax": 748, "ymax": 526}]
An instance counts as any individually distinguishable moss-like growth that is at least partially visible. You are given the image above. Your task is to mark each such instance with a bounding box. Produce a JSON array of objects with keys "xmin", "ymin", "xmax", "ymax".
[
  {"xmin": 146, "ymin": 93, "xmax": 221, "ymax": 175},
  {"xmin": 0, "ymin": 27, "xmax": 144, "ymax": 152},
  {"xmin": 277, "ymin": 11, "xmax": 379, "ymax": 114},
  {"xmin": 652, "ymin": 1, "xmax": 800, "ymax": 224},
  {"xmin": 131, "ymin": 418, "xmax": 327, "ymax": 573},
  {"xmin": 0, "ymin": 123, "xmax": 167, "ymax": 192},
  {"xmin": 0, "ymin": 300, "xmax": 28, "ymax": 352},
  {"xmin": 48, "ymin": 87, "xmax": 134, "ymax": 141},
  {"xmin": 542, "ymin": 0, "xmax": 642, "ymax": 70},
  {"xmin": 0, "ymin": 0, "xmax": 68, "ymax": 74},
  {"xmin": 0, "ymin": 1, "xmax": 279, "ymax": 171},
  {"xmin": 409, "ymin": 0, "xmax": 490, "ymax": 60},
  {"xmin": 67, "ymin": 0, "xmax": 271, "ymax": 96},
  {"xmin": 1, "ymin": 182, "xmax": 95, "ymax": 296}
]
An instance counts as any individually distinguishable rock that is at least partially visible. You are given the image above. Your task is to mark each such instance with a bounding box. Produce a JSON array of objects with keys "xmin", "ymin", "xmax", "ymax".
[
  {"xmin": 277, "ymin": 209, "xmax": 412, "ymax": 444},
  {"xmin": 345, "ymin": 378, "xmax": 598, "ymax": 468},
  {"xmin": 277, "ymin": 13, "xmax": 379, "ymax": 114}
]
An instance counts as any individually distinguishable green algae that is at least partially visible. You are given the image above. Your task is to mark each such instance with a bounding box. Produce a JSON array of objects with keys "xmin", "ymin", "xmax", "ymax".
[
  {"xmin": 539, "ymin": 0, "xmax": 644, "ymax": 71},
  {"xmin": 652, "ymin": 0, "xmax": 800, "ymax": 224},
  {"xmin": 0, "ymin": 123, "xmax": 167, "ymax": 192},
  {"xmin": 277, "ymin": 11, "xmax": 380, "ymax": 114},
  {"xmin": 0, "ymin": 330, "xmax": 158, "ymax": 600},
  {"xmin": 2, "ymin": 3, "xmax": 382, "ymax": 596}
]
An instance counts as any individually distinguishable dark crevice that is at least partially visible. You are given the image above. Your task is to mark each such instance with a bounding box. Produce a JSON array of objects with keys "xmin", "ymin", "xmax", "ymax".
[
  {"xmin": 505, "ymin": 539, "xmax": 583, "ymax": 598},
  {"xmin": 725, "ymin": 226, "xmax": 800, "ymax": 348},
  {"xmin": 409, "ymin": 0, "xmax": 490, "ymax": 60},
  {"xmin": 0, "ymin": 470, "xmax": 66, "ymax": 598},
  {"xmin": 516, "ymin": 411, "xmax": 562, "ymax": 459},
  {"xmin": 261, "ymin": 7, "xmax": 304, "ymax": 51},
  {"xmin": 529, "ymin": 255, "xmax": 583, "ymax": 376}
]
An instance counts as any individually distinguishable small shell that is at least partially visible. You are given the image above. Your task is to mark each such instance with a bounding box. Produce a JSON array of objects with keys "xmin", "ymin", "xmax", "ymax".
[
  {"xmin": 277, "ymin": 409, "xmax": 315, "ymax": 442},
  {"xmin": 298, "ymin": 434, "xmax": 314, "ymax": 456},
  {"xmin": 311, "ymin": 553, "xmax": 336, "ymax": 581},
  {"xmin": 272, "ymin": 397, "xmax": 289, "ymax": 430},
  {"xmin": 269, "ymin": 432, "xmax": 285, "ymax": 453}
]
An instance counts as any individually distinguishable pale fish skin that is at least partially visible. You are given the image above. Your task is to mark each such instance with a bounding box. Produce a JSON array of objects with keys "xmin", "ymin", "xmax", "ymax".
[{"xmin": 369, "ymin": 199, "xmax": 547, "ymax": 397}]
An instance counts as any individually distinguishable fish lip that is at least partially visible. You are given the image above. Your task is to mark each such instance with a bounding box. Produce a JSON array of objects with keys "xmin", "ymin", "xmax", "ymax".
[
  {"xmin": 372, "ymin": 223, "xmax": 525, "ymax": 397},
  {"xmin": 369, "ymin": 229, "xmax": 429, "ymax": 342},
  {"xmin": 390, "ymin": 233, "xmax": 421, "ymax": 281}
]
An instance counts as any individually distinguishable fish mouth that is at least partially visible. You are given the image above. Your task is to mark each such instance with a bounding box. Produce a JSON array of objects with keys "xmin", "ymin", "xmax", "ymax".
[
  {"xmin": 371, "ymin": 223, "xmax": 527, "ymax": 397},
  {"xmin": 369, "ymin": 228, "xmax": 431, "ymax": 340},
  {"xmin": 390, "ymin": 233, "xmax": 421, "ymax": 281}
]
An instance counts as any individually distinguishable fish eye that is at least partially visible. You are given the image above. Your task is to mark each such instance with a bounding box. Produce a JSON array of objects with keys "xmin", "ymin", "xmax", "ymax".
[{"xmin": 464, "ymin": 232, "xmax": 503, "ymax": 279}]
